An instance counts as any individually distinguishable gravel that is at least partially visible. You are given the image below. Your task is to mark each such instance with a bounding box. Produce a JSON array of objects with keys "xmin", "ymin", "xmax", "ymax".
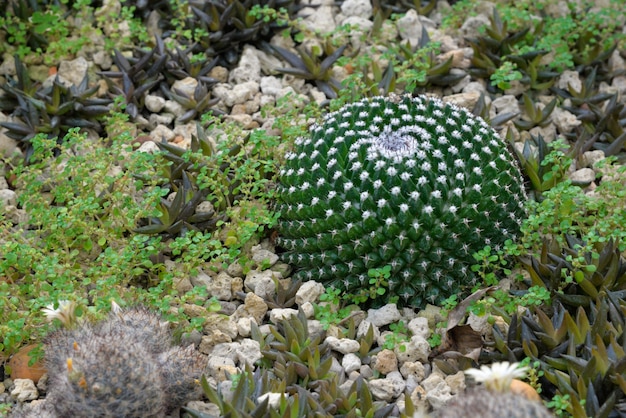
[{"xmin": 1, "ymin": 0, "xmax": 625, "ymax": 416}]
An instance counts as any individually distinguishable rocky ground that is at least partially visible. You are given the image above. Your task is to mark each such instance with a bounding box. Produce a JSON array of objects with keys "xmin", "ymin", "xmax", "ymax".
[{"xmin": 1, "ymin": 0, "xmax": 625, "ymax": 417}]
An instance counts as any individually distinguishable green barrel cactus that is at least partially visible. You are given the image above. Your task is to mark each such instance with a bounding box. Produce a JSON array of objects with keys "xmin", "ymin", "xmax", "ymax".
[{"xmin": 275, "ymin": 94, "xmax": 527, "ymax": 308}]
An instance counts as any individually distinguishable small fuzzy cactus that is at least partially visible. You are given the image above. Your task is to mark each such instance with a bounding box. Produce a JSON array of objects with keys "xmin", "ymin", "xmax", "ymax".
[
  {"xmin": 435, "ymin": 362, "xmax": 552, "ymax": 418},
  {"xmin": 45, "ymin": 329, "xmax": 167, "ymax": 417},
  {"xmin": 40, "ymin": 305, "xmax": 206, "ymax": 417},
  {"xmin": 435, "ymin": 388, "xmax": 553, "ymax": 418},
  {"xmin": 275, "ymin": 94, "xmax": 527, "ymax": 307}
]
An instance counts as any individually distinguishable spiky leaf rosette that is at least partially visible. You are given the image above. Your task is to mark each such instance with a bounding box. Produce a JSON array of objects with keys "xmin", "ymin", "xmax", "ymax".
[{"xmin": 275, "ymin": 94, "xmax": 527, "ymax": 308}]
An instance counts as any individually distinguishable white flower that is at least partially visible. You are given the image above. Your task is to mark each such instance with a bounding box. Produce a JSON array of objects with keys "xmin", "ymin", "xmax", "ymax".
[
  {"xmin": 43, "ymin": 300, "xmax": 78, "ymax": 327},
  {"xmin": 464, "ymin": 362, "xmax": 529, "ymax": 393}
]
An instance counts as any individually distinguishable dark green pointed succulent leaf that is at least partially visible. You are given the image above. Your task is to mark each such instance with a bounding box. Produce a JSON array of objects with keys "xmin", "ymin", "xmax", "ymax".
[
  {"xmin": 514, "ymin": 94, "xmax": 557, "ymax": 130},
  {"xmin": 471, "ymin": 93, "xmax": 517, "ymax": 128},
  {"xmin": 276, "ymin": 94, "xmax": 528, "ymax": 308},
  {"xmin": 263, "ymin": 278, "xmax": 302, "ymax": 309},
  {"xmin": 272, "ymin": 43, "xmax": 348, "ymax": 99}
]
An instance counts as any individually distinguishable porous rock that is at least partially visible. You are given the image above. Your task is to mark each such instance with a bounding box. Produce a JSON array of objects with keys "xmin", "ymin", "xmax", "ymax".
[
  {"xmin": 295, "ymin": 281, "xmax": 325, "ymax": 305},
  {"xmin": 11, "ymin": 379, "xmax": 38, "ymax": 402},
  {"xmin": 326, "ymin": 336, "xmax": 361, "ymax": 354},
  {"xmin": 367, "ymin": 304, "xmax": 402, "ymax": 327}
]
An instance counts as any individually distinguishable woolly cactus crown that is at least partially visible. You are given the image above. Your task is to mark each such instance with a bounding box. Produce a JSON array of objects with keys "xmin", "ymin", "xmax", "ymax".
[{"xmin": 276, "ymin": 94, "xmax": 527, "ymax": 308}]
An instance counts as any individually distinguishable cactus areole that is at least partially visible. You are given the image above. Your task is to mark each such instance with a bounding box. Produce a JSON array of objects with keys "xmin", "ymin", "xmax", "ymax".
[{"xmin": 276, "ymin": 94, "xmax": 527, "ymax": 308}]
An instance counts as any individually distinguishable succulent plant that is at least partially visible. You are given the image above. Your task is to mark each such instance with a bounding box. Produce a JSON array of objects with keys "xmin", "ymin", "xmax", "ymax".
[
  {"xmin": 510, "ymin": 134, "xmax": 573, "ymax": 199},
  {"xmin": 138, "ymin": 0, "xmax": 297, "ymax": 66},
  {"xmin": 514, "ymin": 94, "xmax": 557, "ymax": 131},
  {"xmin": 99, "ymin": 42, "xmax": 167, "ymax": 120},
  {"xmin": 187, "ymin": 310, "xmax": 395, "ymax": 418},
  {"xmin": 41, "ymin": 304, "xmax": 206, "ymax": 417},
  {"xmin": 487, "ymin": 296, "xmax": 626, "ymax": 417},
  {"xmin": 0, "ymin": 56, "xmax": 111, "ymax": 161},
  {"xmin": 371, "ymin": 0, "xmax": 437, "ymax": 16},
  {"xmin": 471, "ymin": 92, "xmax": 518, "ymax": 128},
  {"xmin": 271, "ymin": 41, "xmax": 348, "ymax": 100},
  {"xmin": 480, "ymin": 235, "xmax": 626, "ymax": 416},
  {"xmin": 134, "ymin": 123, "xmax": 271, "ymax": 237},
  {"xmin": 275, "ymin": 94, "xmax": 528, "ymax": 308}
]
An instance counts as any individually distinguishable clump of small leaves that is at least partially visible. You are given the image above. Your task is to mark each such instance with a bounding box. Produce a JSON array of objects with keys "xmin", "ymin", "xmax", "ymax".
[
  {"xmin": 136, "ymin": 122, "xmax": 280, "ymax": 270},
  {"xmin": 0, "ymin": 107, "xmax": 275, "ymax": 358},
  {"xmin": 0, "ymin": 127, "xmax": 170, "ymax": 356}
]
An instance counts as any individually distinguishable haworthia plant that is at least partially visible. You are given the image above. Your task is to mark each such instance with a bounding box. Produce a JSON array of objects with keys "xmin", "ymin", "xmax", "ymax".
[{"xmin": 276, "ymin": 94, "xmax": 527, "ymax": 308}]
